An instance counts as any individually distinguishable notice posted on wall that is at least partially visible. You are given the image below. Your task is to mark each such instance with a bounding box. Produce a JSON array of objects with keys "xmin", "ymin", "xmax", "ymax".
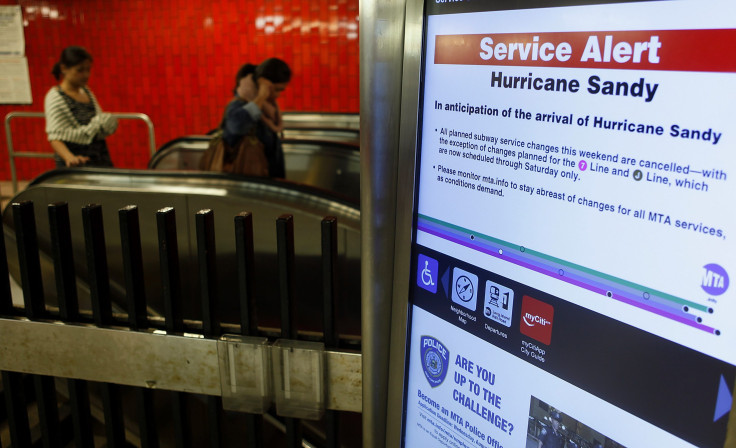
[
  {"xmin": 0, "ymin": 6, "xmax": 31, "ymax": 104},
  {"xmin": 0, "ymin": 6, "xmax": 25, "ymax": 56},
  {"xmin": 404, "ymin": 1, "xmax": 736, "ymax": 448},
  {"xmin": 0, "ymin": 57, "xmax": 32, "ymax": 104}
]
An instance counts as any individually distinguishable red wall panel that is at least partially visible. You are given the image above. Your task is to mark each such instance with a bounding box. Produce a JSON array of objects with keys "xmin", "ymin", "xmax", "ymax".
[{"xmin": 0, "ymin": 0, "xmax": 359, "ymax": 180}]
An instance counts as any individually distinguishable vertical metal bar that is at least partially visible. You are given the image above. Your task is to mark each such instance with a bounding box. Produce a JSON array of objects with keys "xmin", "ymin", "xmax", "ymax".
[
  {"xmin": 276, "ymin": 214, "xmax": 301, "ymax": 447},
  {"xmin": 361, "ymin": 0, "xmax": 411, "ymax": 443},
  {"xmin": 119, "ymin": 206, "xmax": 159, "ymax": 447},
  {"xmin": 2, "ymin": 371, "xmax": 31, "ymax": 447},
  {"xmin": 234, "ymin": 212, "xmax": 262, "ymax": 447},
  {"xmin": 0, "ymin": 216, "xmax": 13, "ymax": 315},
  {"xmin": 276, "ymin": 214, "xmax": 296, "ymax": 340},
  {"xmin": 321, "ymin": 217, "xmax": 339, "ymax": 348},
  {"xmin": 81, "ymin": 204, "xmax": 126, "ymax": 447},
  {"xmin": 171, "ymin": 392, "xmax": 190, "ymax": 448},
  {"xmin": 100, "ymin": 383, "xmax": 126, "ymax": 447},
  {"xmin": 119, "ymin": 205, "xmax": 148, "ymax": 330},
  {"xmin": 243, "ymin": 411, "xmax": 261, "ymax": 447},
  {"xmin": 136, "ymin": 388, "xmax": 159, "ymax": 448},
  {"xmin": 48, "ymin": 202, "xmax": 79, "ymax": 321},
  {"xmin": 49, "ymin": 203, "xmax": 93, "ymax": 447},
  {"xmin": 196, "ymin": 209, "xmax": 219, "ymax": 339},
  {"xmin": 12, "ymin": 201, "xmax": 44, "ymax": 318},
  {"xmin": 81, "ymin": 204, "xmax": 112, "ymax": 326},
  {"xmin": 157, "ymin": 207, "xmax": 183, "ymax": 334},
  {"xmin": 141, "ymin": 114, "xmax": 156, "ymax": 157},
  {"xmin": 34, "ymin": 375, "xmax": 60, "ymax": 448},
  {"xmin": 156, "ymin": 207, "xmax": 189, "ymax": 448},
  {"xmin": 321, "ymin": 216, "xmax": 339, "ymax": 448},
  {"xmin": 67, "ymin": 379, "xmax": 94, "ymax": 448},
  {"xmin": 285, "ymin": 418, "xmax": 302, "ymax": 448},
  {"xmin": 234, "ymin": 212, "xmax": 257, "ymax": 336},
  {"xmin": 108, "ymin": 113, "xmax": 157, "ymax": 157},
  {"xmin": 13, "ymin": 201, "xmax": 63, "ymax": 446},
  {"xmin": 5, "ymin": 114, "xmax": 19, "ymax": 194},
  {"xmin": 206, "ymin": 395, "xmax": 222, "ymax": 448},
  {"xmin": 0, "ymin": 408, "xmax": 5, "ymax": 443},
  {"xmin": 196, "ymin": 210, "xmax": 223, "ymax": 448}
]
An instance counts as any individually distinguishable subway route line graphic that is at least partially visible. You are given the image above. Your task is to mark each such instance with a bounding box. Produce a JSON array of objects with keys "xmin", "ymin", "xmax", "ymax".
[{"xmin": 417, "ymin": 214, "xmax": 718, "ymax": 334}]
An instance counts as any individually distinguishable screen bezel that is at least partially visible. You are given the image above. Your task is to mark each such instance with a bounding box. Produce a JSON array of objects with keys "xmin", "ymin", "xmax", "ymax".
[{"xmin": 385, "ymin": 0, "xmax": 736, "ymax": 446}]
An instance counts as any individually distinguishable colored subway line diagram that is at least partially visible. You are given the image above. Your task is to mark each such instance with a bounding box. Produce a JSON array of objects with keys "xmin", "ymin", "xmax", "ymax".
[{"xmin": 417, "ymin": 214, "xmax": 718, "ymax": 335}]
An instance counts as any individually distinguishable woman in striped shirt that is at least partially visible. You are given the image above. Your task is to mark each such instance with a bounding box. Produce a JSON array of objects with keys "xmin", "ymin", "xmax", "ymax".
[{"xmin": 44, "ymin": 46, "xmax": 118, "ymax": 167}]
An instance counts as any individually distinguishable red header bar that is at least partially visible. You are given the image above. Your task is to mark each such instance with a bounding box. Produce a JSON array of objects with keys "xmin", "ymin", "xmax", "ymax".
[{"xmin": 434, "ymin": 30, "xmax": 736, "ymax": 72}]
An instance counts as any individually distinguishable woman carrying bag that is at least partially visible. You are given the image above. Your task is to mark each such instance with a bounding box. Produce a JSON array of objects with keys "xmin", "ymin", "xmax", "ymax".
[{"xmin": 201, "ymin": 58, "xmax": 291, "ymax": 177}]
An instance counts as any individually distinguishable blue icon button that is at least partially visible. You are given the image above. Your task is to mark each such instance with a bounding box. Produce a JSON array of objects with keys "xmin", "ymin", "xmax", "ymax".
[{"xmin": 417, "ymin": 254, "xmax": 438, "ymax": 293}]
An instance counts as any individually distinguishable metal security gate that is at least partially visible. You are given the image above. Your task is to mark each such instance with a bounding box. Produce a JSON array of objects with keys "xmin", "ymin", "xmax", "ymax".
[{"xmin": 0, "ymin": 200, "xmax": 362, "ymax": 447}]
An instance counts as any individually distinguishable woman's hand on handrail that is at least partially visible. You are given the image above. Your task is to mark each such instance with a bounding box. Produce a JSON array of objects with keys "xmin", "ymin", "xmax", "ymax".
[{"xmin": 50, "ymin": 140, "xmax": 90, "ymax": 167}]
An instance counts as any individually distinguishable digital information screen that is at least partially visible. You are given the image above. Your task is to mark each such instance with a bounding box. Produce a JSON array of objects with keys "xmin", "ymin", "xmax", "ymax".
[{"xmin": 401, "ymin": 1, "xmax": 736, "ymax": 447}]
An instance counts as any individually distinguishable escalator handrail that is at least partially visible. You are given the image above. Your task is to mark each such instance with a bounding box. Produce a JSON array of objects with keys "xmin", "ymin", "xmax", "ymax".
[
  {"xmin": 148, "ymin": 136, "xmax": 360, "ymax": 170},
  {"xmin": 155, "ymin": 135, "xmax": 213, "ymax": 153},
  {"xmin": 156, "ymin": 135, "xmax": 360, "ymax": 152},
  {"xmin": 25, "ymin": 167, "xmax": 361, "ymax": 209}
]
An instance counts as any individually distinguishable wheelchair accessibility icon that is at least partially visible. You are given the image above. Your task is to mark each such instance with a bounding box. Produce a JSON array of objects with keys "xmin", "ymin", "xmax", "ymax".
[
  {"xmin": 417, "ymin": 254, "xmax": 438, "ymax": 293},
  {"xmin": 422, "ymin": 261, "xmax": 435, "ymax": 286}
]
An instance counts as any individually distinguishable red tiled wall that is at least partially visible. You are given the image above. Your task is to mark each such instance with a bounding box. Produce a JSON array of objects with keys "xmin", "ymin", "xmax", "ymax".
[{"xmin": 0, "ymin": 0, "xmax": 359, "ymax": 180}]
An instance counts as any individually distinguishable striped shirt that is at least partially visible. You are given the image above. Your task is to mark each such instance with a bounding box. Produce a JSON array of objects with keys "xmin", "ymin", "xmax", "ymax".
[
  {"xmin": 44, "ymin": 86, "xmax": 109, "ymax": 144},
  {"xmin": 59, "ymin": 89, "xmax": 96, "ymax": 125}
]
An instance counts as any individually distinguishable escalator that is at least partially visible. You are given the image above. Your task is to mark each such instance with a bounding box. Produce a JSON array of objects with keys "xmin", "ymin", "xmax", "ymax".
[{"xmin": 149, "ymin": 136, "xmax": 360, "ymax": 203}]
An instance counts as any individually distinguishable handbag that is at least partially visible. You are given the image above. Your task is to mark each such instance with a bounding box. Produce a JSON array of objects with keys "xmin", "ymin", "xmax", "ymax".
[
  {"xmin": 230, "ymin": 131, "xmax": 269, "ymax": 176},
  {"xmin": 199, "ymin": 129, "xmax": 269, "ymax": 176},
  {"xmin": 199, "ymin": 130, "xmax": 225, "ymax": 172}
]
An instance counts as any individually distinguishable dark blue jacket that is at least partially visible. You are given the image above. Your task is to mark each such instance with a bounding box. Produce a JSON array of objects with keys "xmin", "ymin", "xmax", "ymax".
[{"xmin": 222, "ymin": 98, "xmax": 285, "ymax": 178}]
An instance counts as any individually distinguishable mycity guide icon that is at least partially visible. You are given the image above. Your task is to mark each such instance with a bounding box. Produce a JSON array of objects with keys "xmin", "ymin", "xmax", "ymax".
[{"xmin": 520, "ymin": 295, "xmax": 554, "ymax": 345}]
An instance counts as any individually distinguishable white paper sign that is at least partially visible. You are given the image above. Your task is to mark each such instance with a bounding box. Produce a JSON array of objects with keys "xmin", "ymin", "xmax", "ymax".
[
  {"xmin": 0, "ymin": 57, "xmax": 32, "ymax": 104},
  {"xmin": 0, "ymin": 6, "xmax": 25, "ymax": 56}
]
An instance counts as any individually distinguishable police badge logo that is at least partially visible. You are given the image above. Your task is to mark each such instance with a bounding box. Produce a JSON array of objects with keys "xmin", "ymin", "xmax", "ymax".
[{"xmin": 420, "ymin": 336, "xmax": 449, "ymax": 388}]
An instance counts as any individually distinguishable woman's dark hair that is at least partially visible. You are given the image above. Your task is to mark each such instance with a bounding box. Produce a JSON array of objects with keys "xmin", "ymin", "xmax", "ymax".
[
  {"xmin": 51, "ymin": 46, "xmax": 92, "ymax": 80},
  {"xmin": 234, "ymin": 63, "xmax": 256, "ymax": 93},
  {"xmin": 254, "ymin": 58, "xmax": 291, "ymax": 84}
]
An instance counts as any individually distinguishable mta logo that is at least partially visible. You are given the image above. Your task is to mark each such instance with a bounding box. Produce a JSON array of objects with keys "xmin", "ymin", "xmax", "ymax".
[
  {"xmin": 702, "ymin": 264, "xmax": 729, "ymax": 296},
  {"xmin": 420, "ymin": 336, "xmax": 449, "ymax": 388}
]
